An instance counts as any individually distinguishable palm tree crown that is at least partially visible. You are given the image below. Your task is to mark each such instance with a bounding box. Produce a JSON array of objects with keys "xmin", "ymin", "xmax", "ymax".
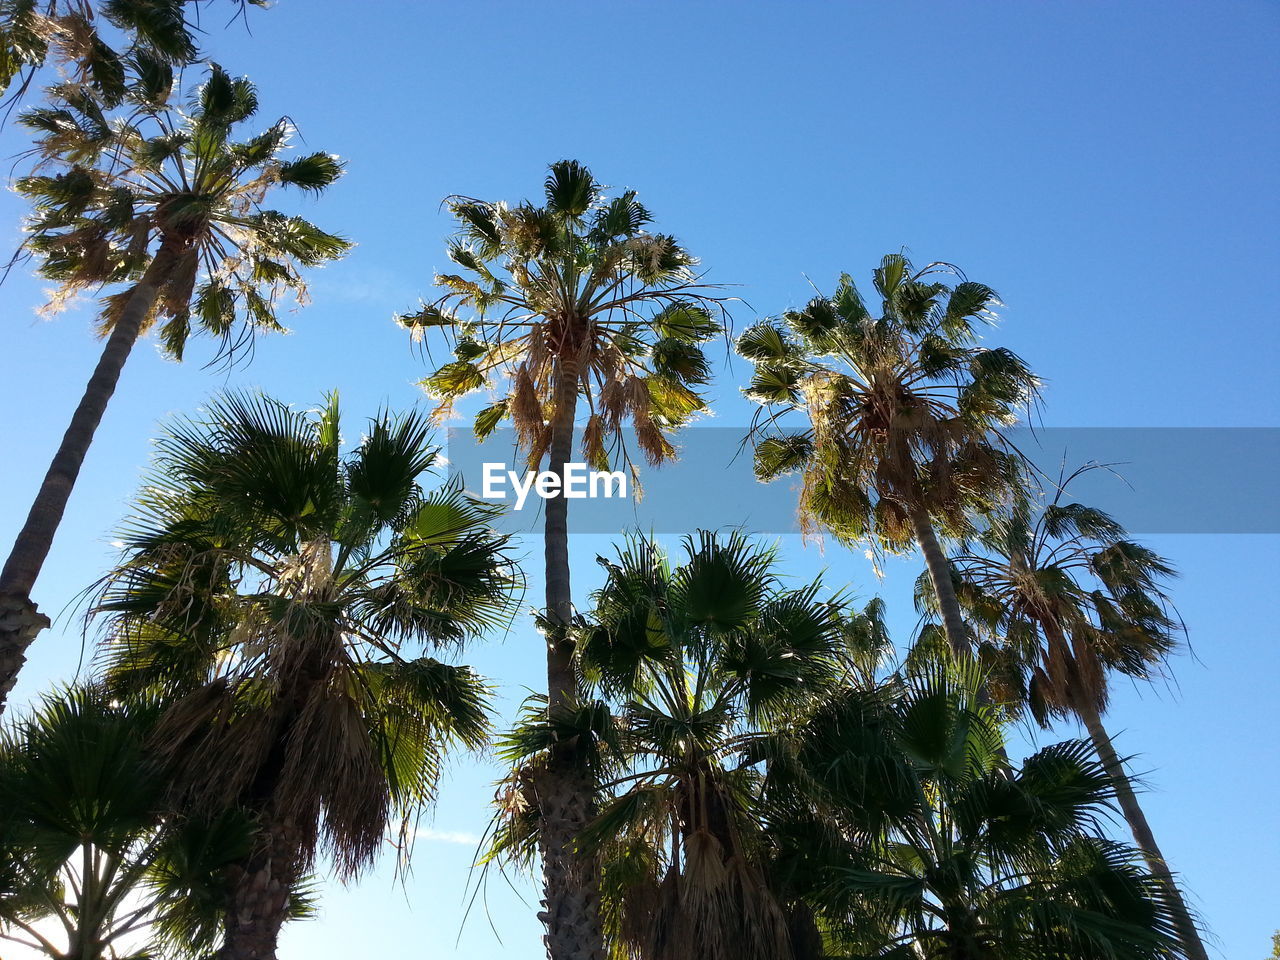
[
  {"xmin": 1, "ymin": 0, "xmax": 223, "ymax": 103},
  {"xmin": 92, "ymin": 392, "xmax": 518, "ymax": 957},
  {"xmin": 737, "ymin": 253, "xmax": 1038, "ymax": 657},
  {"xmin": 739, "ymin": 253, "xmax": 1036, "ymax": 549},
  {"xmin": 0, "ymin": 1, "xmax": 123, "ymax": 102},
  {"xmin": 765, "ymin": 668, "xmax": 1185, "ymax": 959},
  {"xmin": 404, "ymin": 159, "xmax": 724, "ymax": 472},
  {"xmin": 0, "ymin": 61, "xmax": 350, "ymax": 718},
  {"xmin": 947, "ymin": 484, "xmax": 1180, "ymax": 725},
  {"xmin": 16, "ymin": 61, "xmax": 349, "ymax": 359},
  {"xmin": 941, "ymin": 478, "xmax": 1208, "ymax": 960},
  {"xmin": 493, "ymin": 532, "xmax": 854, "ymax": 960}
]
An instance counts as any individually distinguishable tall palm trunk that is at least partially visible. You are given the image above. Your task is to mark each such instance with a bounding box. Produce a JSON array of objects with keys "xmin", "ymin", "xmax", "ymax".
[
  {"xmin": 1033, "ymin": 616, "xmax": 1208, "ymax": 959},
  {"xmin": 544, "ymin": 358, "xmax": 579, "ymax": 713},
  {"xmin": 537, "ymin": 356, "xmax": 605, "ymax": 960},
  {"xmin": 905, "ymin": 502, "xmax": 1011, "ymax": 772},
  {"xmin": 906, "ymin": 501, "xmax": 971, "ymax": 657},
  {"xmin": 1077, "ymin": 699, "xmax": 1209, "ymax": 960},
  {"xmin": 218, "ymin": 801, "xmax": 305, "ymax": 960},
  {"xmin": 69, "ymin": 844, "xmax": 112, "ymax": 960},
  {"xmin": 219, "ymin": 641, "xmax": 329, "ymax": 960},
  {"xmin": 0, "ymin": 243, "xmax": 178, "ymax": 713}
]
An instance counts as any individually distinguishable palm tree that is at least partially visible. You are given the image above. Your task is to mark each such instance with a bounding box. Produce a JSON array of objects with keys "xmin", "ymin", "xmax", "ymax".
[
  {"xmin": 736, "ymin": 254, "xmax": 1038, "ymax": 659},
  {"xmin": 91, "ymin": 392, "xmax": 518, "ymax": 960},
  {"xmin": 0, "ymin": 685, "xmax": 311, "ymax": 960},
  {"xmin": 404, "ymin": 160, "xmax": 726, "ymax": 960},
  {"xmin": 577, "ymin": 532, "xmax": 855, "ymax": 960},
  {"xmin": 942, "ymin": 480, "xmax": 1209, "ymax": 959},
  {"xmin": 0, "ymin": 63, "xmax": 350, "ymax": 712},
  {"xmin": 487, "ymin": 532, "xmax": 864, "ymax": 960},
  {"xmin": 765, "ymin": 667, "xmax": 1186, "ymax": 959}
]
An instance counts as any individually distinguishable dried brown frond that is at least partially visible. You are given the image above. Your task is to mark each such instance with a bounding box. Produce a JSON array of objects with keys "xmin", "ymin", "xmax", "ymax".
[
  {"xmin": 279, "ymin": 688, "xmax": 388, "ymax": 878},
  {"xmin": 511, "ymin": 364, "xmax": 546, "ymax": 451},
  {"xmin": 95, "ymin": 285, "xmax": 160, "ymax": 334},
  {"xmin": 160, "ymin": 246, "xmax": 199, "ymax": 320},
  {"xmin": 582, "ymin": 414, "xmax": 608, "ymax": 471},
  {"xmin": 525, "ymin": 323, "xmax": 548, "ymax": 380},
  {"xmin": 622, "ymin": 376, "xmax": 650, "ymax": 422},
  {"xmin": 635, "ymin": 419, "xmax": 674, "ymax": 467},
  {"xmin": 640, "ymin": 830, "xmax": 792, "ymax": 960},
  {"xmin": 525, "ymin": 424, "xmax": 552, "ymax": 472},
  {"xmin": 599, "ymin": 377, "xmax": 627, "ymax": 430}
]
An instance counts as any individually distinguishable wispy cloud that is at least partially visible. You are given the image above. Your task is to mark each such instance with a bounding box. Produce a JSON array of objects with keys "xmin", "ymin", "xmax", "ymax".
[
  {"xmin": 312, "ymin": 262, "xmax": 418, "ymax": 308},
  {"xmin": 410, "ymin": 827, "xmax": 481, "ymax": 846}
]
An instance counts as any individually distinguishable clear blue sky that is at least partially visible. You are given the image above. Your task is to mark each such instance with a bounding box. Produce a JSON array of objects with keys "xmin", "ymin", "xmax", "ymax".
[{"xmin": 1, "ymin": 1, "xmax": 1277, "ymax": 957}]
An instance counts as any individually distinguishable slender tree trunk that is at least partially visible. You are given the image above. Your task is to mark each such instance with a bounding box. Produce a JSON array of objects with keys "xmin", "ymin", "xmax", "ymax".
[
  {"xmin": 906, "ymin": 501, "xmax": 971, "ymax": 657},
  {"xmin": 904, "ymin": 501, "xmax": 1011, "ymax": 767},
  {"xmin": 544, "ymin": 359, "xmax": 579, "ymax": 714},
  {"xmin": 537, "ymin": 357, "xmax": 605, "ymax": 960},
  {"xmin": 1078, "ymin": 700, "xmax": 1209, "ymax": 960},
  {"xmin": 217, "ymin": 803, "xmax": 305, "ymax": 960},
  {"xmin": 0, "ymin": 245, "xmax": 176, "ymax": 714}
]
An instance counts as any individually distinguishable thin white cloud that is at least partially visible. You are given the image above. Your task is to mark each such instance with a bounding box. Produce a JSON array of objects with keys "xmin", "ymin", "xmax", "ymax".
[{"xmin": 410, "ymin": 827, "xmax": 481, "ymax": 846}]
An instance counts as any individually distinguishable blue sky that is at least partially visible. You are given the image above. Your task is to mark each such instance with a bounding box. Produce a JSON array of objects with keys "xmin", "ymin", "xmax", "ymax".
[{"xmin": 1, "ymin": 1, "xmax": 1277, "ymax": 957}]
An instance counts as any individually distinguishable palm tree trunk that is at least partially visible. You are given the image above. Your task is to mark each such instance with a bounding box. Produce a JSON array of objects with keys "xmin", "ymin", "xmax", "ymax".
[
  {"xmin": 904, "ymin": 502, "xmax": 1012, "ymax": 766},
  {"xmin": 544, "ymin": 358, "xmax": 579, "ymax": 713},
  {"xmin": 1077, "ymin": 700, "xmax": 1209, "ymax": 960},
  {"xmin": 218, "ymin": 639, "xmax": 334, "ymax": 960},
  {"xmin": 784, "ymin": 902, "xmax": 826, "ymax": 960},
  {"xmin": 218, "ymin": 805, "xmax": 305, "ymax": 960},
  {"xmin": 537, "ymin": 357, "xmax": 605, "ymax": 960},
  {"xmin": 906, "ymin": 501, "xmax": 971, "ymax": 657},
  {"xmin": 0, "ymin": 245, "xmax": 177, "ymax": 714}
]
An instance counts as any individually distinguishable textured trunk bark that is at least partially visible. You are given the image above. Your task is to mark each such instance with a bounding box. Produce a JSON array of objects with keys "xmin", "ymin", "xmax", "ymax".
[
  {"xmin": 1078, "ymin": 700, "xmax": 1209, "ymax": 960},
  {"xmin": 0, "ymin": 245, "xmax": 176, "ymax": 714},
  {"xmin": 544, "ymin": 358, "xmax": 579, "ymax": 712},
  {"xmin": 538, "ymin": 759, "xmax": 605, "ymax": 960},
  {"xmin": 218, "ymin": 659, "xmax": 324, "ymax": 960},
  {"xmin": 906, "ymin": 501, "xmax": 971, "ymax": 657},
  {"xmin": 537, "ymin": 357, "xmax": 605, "ymax": 960},
  {"xmin": 217, "ymin": 805, "xmax": 304, "ymax": 960},
  {"xmin": 0, "ymin": 597, "xmax": 49, "ymax": 715}
]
